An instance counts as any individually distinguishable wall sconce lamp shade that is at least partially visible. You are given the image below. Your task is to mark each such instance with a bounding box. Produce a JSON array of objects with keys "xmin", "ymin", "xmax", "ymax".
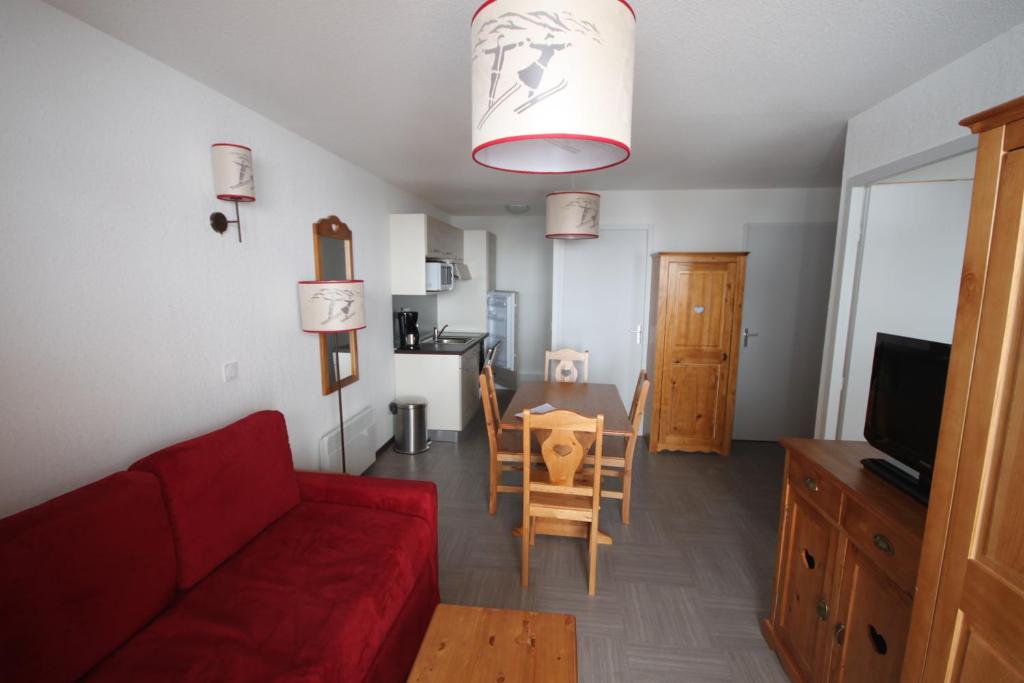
[
  {"xmin": 298, "ymin": 280, "xmax": 367, "ymax": 333},
  {"xmin": 546, "ymin": 192, "xmax": 600, "ymax": 239},
  {"xmin": 210, "ymin": 143, "xmax": 255, "ymax": 242},
  {"xmin": 470, "ymin": 0, "xmax": 636, "ymax": 174}
]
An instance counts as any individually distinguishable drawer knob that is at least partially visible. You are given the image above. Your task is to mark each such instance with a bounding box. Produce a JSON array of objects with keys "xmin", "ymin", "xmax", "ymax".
[
  {"xmin": 804, "ymin": 476, "xmax": 819, "ymax": 492},
  {"xmin": 817, "ymin": 598, "xmax": 828, "ymax": 621},
  {"xmin": 873, "ymin": 533, "xmax": 895, "ymax": 555}
]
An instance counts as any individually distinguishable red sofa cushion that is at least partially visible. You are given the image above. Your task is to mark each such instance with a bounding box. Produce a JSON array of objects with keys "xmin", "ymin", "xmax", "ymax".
[
  {"xmin": 131, "ymin": 410, "xmax": 300, "ymax": 589},
  {"xmin": 0, "ymin": 472, "xmax": 175, "ymax": 683},
  {"xmin": 86, "ymin": 501, "xmax": 435, "ymax": 682}
]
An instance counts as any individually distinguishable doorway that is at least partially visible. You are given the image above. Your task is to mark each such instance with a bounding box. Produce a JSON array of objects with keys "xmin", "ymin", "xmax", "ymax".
[
  {"xmin": 551, "ymin": 226, "xmax": 651, "ymax": 407},
  {"xmin": 733, "ymin": 223, "xmax": 837, "ymax": 441}
]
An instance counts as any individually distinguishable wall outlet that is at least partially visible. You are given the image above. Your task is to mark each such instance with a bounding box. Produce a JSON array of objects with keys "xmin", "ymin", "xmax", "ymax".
[{"xmin": 222, "ymin": 361, "xmax": 239, "ymax": 382}]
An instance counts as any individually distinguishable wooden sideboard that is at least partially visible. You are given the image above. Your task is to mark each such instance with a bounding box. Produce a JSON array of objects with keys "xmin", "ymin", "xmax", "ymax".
[{"xmin": 762, "ymin": 438, "xmax": 927, "ymax": 682}]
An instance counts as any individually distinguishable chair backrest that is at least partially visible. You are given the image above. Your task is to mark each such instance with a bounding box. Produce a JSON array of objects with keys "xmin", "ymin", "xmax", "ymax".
[
  {"xmin": 479, "ymin": 371, "xmax": 501, "ymax": 458},
  {"xmin": 481, "ymin": 365, "xmax": 502, "ymax": 433},
  {"xmin": 523, "ymin": 409, "xmax": 604, "ymax": 489},
  {"xmin": 627, "ymin": 378, "xmax": 651, "ymax": 452},
  {"xmin": 544, "ymin": 348, "xmax": 590, "ymax": 383},
  {"xmin": 628, "ymin": 370, "xmax": 649, "ymax": 424}
]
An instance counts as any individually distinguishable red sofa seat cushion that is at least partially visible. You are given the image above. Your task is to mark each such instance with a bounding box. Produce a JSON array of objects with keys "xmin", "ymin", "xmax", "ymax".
[
  {"xmin": 131, "ymin": 410, "xmax": 300, "ymax": 589},
  {"xmin": 0, "ymin": 472, "xmax": 176, "ymax": 683},
  {"xmin": 86, "ymin": 501, "xmax": 434, "ymax": 682}
]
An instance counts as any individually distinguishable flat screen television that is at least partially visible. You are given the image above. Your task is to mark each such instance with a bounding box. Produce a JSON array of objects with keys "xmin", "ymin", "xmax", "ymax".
[{"xmin": 862, "ymin": 333, "xmax": 951, "ymax": 504}]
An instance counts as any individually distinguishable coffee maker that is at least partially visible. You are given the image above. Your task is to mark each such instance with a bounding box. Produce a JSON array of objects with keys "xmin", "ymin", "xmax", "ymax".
[{"xmin": 395, "ymin": 309, "xmax": 421, "ymax": 350}]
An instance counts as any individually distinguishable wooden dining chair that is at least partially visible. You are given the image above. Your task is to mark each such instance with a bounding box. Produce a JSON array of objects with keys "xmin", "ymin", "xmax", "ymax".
[
  {"xmin": 544, "ymin": 348, "xmax": 590, "ymax": 383},
  {"xmin": 521, "ymin": 408, "xmax": 605, "ymax": 595},
  {"xmin": 479, "ymin": 368, "xmax": 535, "ymax": 515},
  {"xmin": 588, "ymin": 372, "xmax": 650, "ymax": 524}
]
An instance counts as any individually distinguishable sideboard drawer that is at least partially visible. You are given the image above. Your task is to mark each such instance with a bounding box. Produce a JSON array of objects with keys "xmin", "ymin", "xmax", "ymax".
[
  {"xmin": 842, "ymin": 497, "xmax": 921, "ymax": 594},
  {"xmin": 787, "ymin": 453, "xmax": 842, "ymax": 521}
]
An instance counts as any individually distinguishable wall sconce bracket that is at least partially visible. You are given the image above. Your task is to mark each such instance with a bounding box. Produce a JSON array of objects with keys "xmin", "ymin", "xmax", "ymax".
[{"xmin": 210, "ymin": 200, "xmax": 242, "ymax": 242}]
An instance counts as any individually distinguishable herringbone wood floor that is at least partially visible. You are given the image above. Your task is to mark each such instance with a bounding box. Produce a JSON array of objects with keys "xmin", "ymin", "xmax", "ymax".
[{"xmin": 367, "ymin": 395, "xmax": 789, "ymax": 682}]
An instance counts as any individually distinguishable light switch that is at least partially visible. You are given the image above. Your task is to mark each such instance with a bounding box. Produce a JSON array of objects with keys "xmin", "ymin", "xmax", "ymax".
[{"xmin": 223, "ymin": 361, "xmax": 239, "ymax": 382}]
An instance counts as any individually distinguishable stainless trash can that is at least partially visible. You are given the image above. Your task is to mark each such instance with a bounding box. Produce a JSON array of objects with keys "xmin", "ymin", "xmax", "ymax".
[{"xmin": 390, "ymin": 398, "xmax": 430, "ymax": 454}]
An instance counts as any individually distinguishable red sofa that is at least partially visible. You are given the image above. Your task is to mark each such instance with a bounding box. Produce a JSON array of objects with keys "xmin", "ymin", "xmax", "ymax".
[{"xmin": 0, "ymin": 410, "xmax": 439, "ymax": 682}]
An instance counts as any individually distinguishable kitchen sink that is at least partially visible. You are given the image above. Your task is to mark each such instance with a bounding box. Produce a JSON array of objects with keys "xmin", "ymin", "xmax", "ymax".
[{"xmin": 435, "ymin": 336, "xmax": 473, "ymax": 344}]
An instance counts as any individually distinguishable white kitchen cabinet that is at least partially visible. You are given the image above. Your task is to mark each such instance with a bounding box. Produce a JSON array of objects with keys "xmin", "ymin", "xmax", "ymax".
[
  {"xmin": 390, "ymin": 214, "xmax": 464, "ymax": 295},
  {"xmin": 394, "ymin": 344, "xmax": 481, "ymax": 436}
]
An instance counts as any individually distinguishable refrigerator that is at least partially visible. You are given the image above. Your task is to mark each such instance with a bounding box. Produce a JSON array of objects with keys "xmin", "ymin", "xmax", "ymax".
[{"xmin": 486, "ymin": 290, "xmax": 518, "ymax": 389}]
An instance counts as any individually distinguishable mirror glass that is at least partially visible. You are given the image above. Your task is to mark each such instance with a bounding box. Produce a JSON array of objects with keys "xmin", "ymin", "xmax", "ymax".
[{"xmin": 314, "ymin": 216, "xmax": 358, "ymax": 394}]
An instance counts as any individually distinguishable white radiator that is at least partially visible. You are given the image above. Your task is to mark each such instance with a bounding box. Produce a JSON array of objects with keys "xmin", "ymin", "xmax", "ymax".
[{"xmin": 318, "ymin": 405, "xmax": 375, "ymax": 475}]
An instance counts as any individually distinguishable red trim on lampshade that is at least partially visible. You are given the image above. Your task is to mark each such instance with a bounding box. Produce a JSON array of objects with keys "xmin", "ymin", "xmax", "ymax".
[
  {"xmin": 216, "ymin": 193, "xmax": 255, "ymax": 202},
  {"xmin": 297, "ymin": 279, "xmax": 364, "ymax": 285},
  {"xmin": 472, "ymin": 135, "xmax": 631, "ymax": 174},
  {"xmin": 545, "ymin": 233, "xmax": 599, "ymax": 240},
  {"xmin": 472, "ymin": 0, "xmax": 635, "ymax": 23},
  {"xmin": 546, "ymin": 191, "xmax": 601, "ymax": 198},
  {"xmin": 302, "ymin": 324, "xmax": 367, "ymax": 334},
  {"xmin": 211, "ymin": 143, "xmax": 252, "ymax": 151}
]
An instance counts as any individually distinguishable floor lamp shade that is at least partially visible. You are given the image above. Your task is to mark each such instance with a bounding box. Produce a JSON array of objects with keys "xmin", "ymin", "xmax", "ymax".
[
  {"xmin": 470, "ymin": 0, "xmax": 636, "ymax": 174},
  {"xmin": 546, "ymin": 192, "xmax": 600, "ymax": 239},
  {"xmin": 298, "ymin": 281, "xmax": 366, "ymax": 333},
  {"xmin": 211, "ymin": 143, "xmax": 256, "ymax": 202}
]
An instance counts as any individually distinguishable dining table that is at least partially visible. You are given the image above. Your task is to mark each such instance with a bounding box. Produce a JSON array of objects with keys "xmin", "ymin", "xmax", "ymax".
[{"xmin": 499, "ymin": 380, "xmax": 632, "ymax": 546}]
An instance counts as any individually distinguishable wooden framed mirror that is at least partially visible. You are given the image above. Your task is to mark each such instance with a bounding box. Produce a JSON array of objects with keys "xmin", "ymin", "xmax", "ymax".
[{"xmin": 313, "ymin": 215, "xmax": 359, "ymax": 394}]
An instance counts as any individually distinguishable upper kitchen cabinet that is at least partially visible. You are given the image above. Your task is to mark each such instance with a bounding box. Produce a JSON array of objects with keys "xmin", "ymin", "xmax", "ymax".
[{"xmin": 390, "ymin": 214, "xmax": 464, "ymax": 295}]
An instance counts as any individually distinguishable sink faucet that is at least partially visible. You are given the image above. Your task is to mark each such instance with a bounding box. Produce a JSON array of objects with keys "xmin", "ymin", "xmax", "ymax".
[{"xmin": 433, "ymin": 324, "xmax": 449, "ymax": 341}]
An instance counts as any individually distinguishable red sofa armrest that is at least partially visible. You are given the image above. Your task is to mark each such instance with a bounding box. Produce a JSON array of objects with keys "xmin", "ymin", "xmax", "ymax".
[{"xmin": 295, "ymin": 472, "xmax": 437, "ymax": 525}]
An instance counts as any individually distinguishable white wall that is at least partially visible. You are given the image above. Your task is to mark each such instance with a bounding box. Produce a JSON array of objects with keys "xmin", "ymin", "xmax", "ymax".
[
  {"xmin": 454, "ymin": 188, "xmax": 840, "ymax": 378},
  {"xmin": 450, "ymin": 217, "xmax": 552, "ymax": 379},
  {"xmin": 837, "ymin": 181, "xmax": 972, "ymax": 439},
  {"xmin": 817, "ymin": 22, "xmax": 1024, "ymax": 438},
  {"xmin": 0, "ymin": 0, "xmax": 445, "ymax": 516}
]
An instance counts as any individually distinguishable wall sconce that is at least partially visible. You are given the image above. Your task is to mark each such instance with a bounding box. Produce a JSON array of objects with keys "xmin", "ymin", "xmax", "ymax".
[{"xmin": 209, "ymin": 143, "xmax": 255, "ymax": 242}]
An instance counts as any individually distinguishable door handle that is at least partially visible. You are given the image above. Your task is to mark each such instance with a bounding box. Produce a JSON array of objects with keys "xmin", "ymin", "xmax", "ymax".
[{"xmin": 743, "ymin": 328, "xmax": 759, "ymax": 348}]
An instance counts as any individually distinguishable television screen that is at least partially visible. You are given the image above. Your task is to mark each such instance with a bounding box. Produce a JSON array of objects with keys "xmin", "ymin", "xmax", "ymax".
[{"xmin": 864, "ymin": 333, "xmax": 951, "ymax": 480}]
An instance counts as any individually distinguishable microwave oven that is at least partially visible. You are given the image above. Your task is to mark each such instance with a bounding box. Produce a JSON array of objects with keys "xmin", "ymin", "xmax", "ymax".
[{"xmin": 425, "ymin": 261, "xmax": 454, "ymax": 292}]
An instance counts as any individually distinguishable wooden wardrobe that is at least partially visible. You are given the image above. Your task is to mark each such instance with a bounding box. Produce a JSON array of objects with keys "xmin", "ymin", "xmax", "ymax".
[
  {"xmin": 648, "ymin": 252, "xmax": 747, "ymax": 455},
  {"xmin": 899, "ymin": 96, "xmax": 1024, "ymax": 681}
]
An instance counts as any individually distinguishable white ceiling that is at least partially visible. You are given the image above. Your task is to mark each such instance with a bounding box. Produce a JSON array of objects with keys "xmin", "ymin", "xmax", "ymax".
[{"xmin": 45, "ymin": 1, "xmax": 1024, "ymax": 215}]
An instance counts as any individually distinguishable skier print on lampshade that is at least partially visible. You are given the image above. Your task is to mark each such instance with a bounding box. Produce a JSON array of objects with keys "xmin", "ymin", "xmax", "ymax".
[
  {"xmin": 546, "ymin": 192, "xmax": 600, "ymax": 239},
  {"xmin": 471, "ymin": 0, "xmax": 636, "ymax": 174}
]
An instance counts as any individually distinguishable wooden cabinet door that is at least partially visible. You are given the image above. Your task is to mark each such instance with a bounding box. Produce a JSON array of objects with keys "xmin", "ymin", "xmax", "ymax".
[
  {"xmin": 904, "ymin": 112, "xmax": 1024, "ymax": 683},
  {"xmin": 829, "ymin": 544, "xmax": 913, "ymax": 683},
  {"xmin": 775, "ymin": 488, "xmax": 838, "ymax": 681},
  {"xmin": 653, "ymin": 256, "xmax": 744, "ymax": 453}
]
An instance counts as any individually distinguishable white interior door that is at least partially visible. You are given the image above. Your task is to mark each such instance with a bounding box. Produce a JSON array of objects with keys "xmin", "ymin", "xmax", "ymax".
[
  {"xmin": 552, "ymin": 227, "xmax": 650, "ymax": 407},
  {"xmin": 733, "ymin": 223, "xmax": 836, "ymax": 441}
]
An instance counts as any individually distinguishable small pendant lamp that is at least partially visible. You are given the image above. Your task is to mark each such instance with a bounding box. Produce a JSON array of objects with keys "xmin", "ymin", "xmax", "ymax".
[
  {"xmin": 471, "ymin": 0, "xmax": 636, "ymax": 174},
  {"xmin": 546, "ymin": 192, "xmax": 600, "ymax": 240}
]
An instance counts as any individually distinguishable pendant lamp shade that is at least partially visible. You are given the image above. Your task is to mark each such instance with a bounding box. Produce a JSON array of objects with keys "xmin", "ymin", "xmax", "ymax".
[
  {"xmin": 211, "ymin": 143, "xmax": 255, "ymax": 201},
  {"xmin": 546, "ymin": 192, "xmax": 600, "ymax": 239},
  {"xmin": 298, "ymin": 280, "xmax": 366, "ymax": 333},
  {"xmin": 471, "ymin": 0, "xmax": 636, "ymax": 174}
]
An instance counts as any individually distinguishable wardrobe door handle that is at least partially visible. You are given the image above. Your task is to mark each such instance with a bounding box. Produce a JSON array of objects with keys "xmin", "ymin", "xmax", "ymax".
[
  {"xmin": 804, "ymin": 476, "xmax": 819, "ymax": 492},
  {"xmin": 817, "ymin": 598, "xmax": 829, "ymax": 621}
]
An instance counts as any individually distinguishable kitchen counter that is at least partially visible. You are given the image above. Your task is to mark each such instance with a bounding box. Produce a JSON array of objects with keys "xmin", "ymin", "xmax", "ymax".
[{"xmin": 395, "ymin": 332, "xmax": 488, "ymax": 356}]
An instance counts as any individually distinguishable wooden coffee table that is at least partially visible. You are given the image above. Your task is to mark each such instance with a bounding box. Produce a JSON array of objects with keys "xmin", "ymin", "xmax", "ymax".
[{"xmin": 407, "ymin": 604, "xmax": 577, "ymax": 682}]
